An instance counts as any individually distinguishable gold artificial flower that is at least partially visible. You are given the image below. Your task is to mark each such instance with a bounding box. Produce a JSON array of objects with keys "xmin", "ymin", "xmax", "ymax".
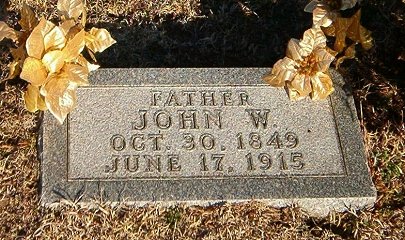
[
  {"xmin": 323, "ymin": 9, "xmax": 373, "ymax": 53},
  {"xmin": 19, "ymin": 17, "xmax": 89, "ymax": 123},
  {"xmin": 263, "ymin": 28, "xmax": 335, "ymax": 100},
  {"xmin": 305, "ymin": 0, "xmax": 358, "ymax": 12},
  {"xmin": 2, "ymin": 0, "xmax": 116, "ymax": 124},
  {"xmin": 312, "ymin": 5, "xmax": 335, "ymax": 28},
  {"xmin": 0, "ymin": 21, "xmax": 18, "ymax": 42},
  {"xmin": 305, "ymin": 0, "xmax": 359, "ymax": 28},
  {"xmin": 305, "ymin": 2, "xmax": 335, "ymax": 28}
]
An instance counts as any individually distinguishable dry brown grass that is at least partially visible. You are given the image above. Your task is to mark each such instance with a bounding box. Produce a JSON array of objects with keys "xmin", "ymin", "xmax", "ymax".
[
  {"xmin": 0, "ymin": 83, "xmax": 40, "ymax": 237},
  {"xmin": 1, "ymin": 0, "xmax": 405, "ymax": 239}
]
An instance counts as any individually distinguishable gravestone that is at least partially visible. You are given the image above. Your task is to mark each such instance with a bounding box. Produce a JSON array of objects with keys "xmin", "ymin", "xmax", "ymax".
[{"xmin": 40, "ymin": 68, "xmax": 376, "ymax": 216}]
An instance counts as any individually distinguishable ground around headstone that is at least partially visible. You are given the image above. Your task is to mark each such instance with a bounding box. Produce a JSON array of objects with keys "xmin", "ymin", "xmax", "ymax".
[{"xmin": 1, "ymin": 0, "xmax": 404, "ymax": 239}]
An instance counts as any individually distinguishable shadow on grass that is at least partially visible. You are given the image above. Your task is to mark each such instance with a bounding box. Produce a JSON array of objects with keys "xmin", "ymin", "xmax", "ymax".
[
  {"xmin": 90, "ymin": 0, "xmax": 405, "ymax": 130},
  {"xmin": 349, "ymin": 0, "xmax": 405, "ymax": 130},
  {"xmin": 93, "ymin": 0, "xmax": 311, "ymax": 68}
]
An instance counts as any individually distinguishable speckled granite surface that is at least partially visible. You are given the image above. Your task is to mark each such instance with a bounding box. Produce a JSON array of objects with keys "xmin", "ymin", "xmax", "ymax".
[{"xmin": 39, "ymin": 68, "xmax": 376, "ymax": 216}]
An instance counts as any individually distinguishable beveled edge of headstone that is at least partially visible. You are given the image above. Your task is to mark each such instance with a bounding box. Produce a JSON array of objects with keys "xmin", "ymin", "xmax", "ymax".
[{"xmin": 39, "ymin": 68, "xmax": 377, "ymax": 217}]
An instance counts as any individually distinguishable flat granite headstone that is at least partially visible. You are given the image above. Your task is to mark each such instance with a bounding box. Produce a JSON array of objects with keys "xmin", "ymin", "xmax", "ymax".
[{"xmin": 40, "ymin": 68, "xmax": 376, "ymax": 216}]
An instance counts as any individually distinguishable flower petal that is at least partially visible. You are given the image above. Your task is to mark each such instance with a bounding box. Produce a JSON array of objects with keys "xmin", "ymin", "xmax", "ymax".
[
  {"xmin": 358, "ymin": 26, "xmax": 373, "ymax": 50},
  {"xmin": 346, "ymin": 10, "xmax": 373, "ymax": 50},
  {"xmin": 75, "ymin": 55, "xmax": 100, "ymax": 72},
  {"xmin": 57, "ymin": 0, "xmax": 84, "ymax": 20},
  {"xmin": 263, "ymin": 58, "xmax": 297, "ymax": 87},
  {"xmin": 20, "ymin": 57, "xmax": 48, "ymax": 86},
  {"xmin": 286, "ymin": 82, "xmax": 308, "ymax": 101},
  {"xmin": 286, "ymin": 39, "xmax": 303, "ymax": 61},
  {"xmin": 0, "ymin": 21, "xmax": 18, "ymax": 42},
  {"xmin": 23, "ymin": 84, "xmax": 47, "ymax": 112},
  {"xmin": 44, "ymin": 26, "xmax": 66, "ymax": 52},
  {"xmin": 59, "ymin": 19, "xmax": 76, "ymax": 35},
  {"xmin": 300, "ymin": 28, "xmax": 327, "ymax": 56},
  {"xmin": 62, "ymin": 30, "xmax": 85, "ymax": 61},
  {"xmin": 41, "ymin": 73, "xmax": 78, "ymax": 123},
  {"xmin": 340, "ymin": 0, "xmax": 358, "ymax": 10},
  {"xmin": 19, "ymin": 3, "xmax": 38, "ymax": 32},
  {"xmin": 313, "ymin": 6, "xmax": 333, "ymax": 28},
  {"xmin": 44, "ymin": 83, "xmax": 77, "ymax": 124},
  {"xmin": 290, "ymin": 74, "xmax": 312, "ymax": 96},
  {"xmin": 313, "ymin": 48, "xmax": 335, "ymax": 72},
  {"xmin": 336, "ymin": 44, "xmax": 356, "ymax": 68},
  {"xmin": 333, "ymin": 17, "xmax": 352, "ymax": 52},
  {"xmin": 42, "ymin": 50, "xmax": 66, "ymax": 73},
  {"xmin": 322, "ymin": 24, "xmax": 336, "ymax": 37},
  {"xmin": 85, "ymin": 27, "xmax": 116, "ymax": 53},
  {"xmin": 7, "ymin": 60, "xmax": 21, "ymax": 80},
  {"xmin": 63, "ymin": 63, "xmax": 89, "ymax": 86},
  {"xmin": 304, "ymin": 0, "xmax": 320, "ymax": 13},
  {"xmin": 10, "ymin": 45, "xmax": 26, "ymax": 60},
  {"xmin": 26, "ymin": 18, "xmax": 55, "ymax": 59},
  {"xmin": 40, "ymin": 72, "xmax": 69, "ymax": 97},
  {"xmin": 311, "ymin": 72, "xmax": 334, "ymax": 100}
]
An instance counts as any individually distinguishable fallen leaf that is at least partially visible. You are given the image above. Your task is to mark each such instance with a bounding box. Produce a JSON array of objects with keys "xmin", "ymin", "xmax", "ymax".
[
  {"xmin": 0, "ymin": 21, "xmax": 18, "ymax": 42},
  {"xmin": 57, "ymin": 0, "xmax": 84, "ymax": 20},
  {"xmin": 20, "ymin": 57, "xmax": 48, "ymax": 86},
  {"xmin": 85, "ymin": 27, "xmax": 116, "ymax": 53},
  {"xmin": 19, "ymin": 3, "xmax": 38, "ymax": 31}
]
